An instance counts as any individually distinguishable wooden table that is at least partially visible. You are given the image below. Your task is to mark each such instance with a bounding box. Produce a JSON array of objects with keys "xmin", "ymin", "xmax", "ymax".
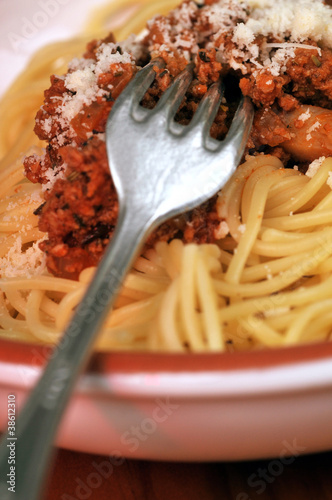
[{"xmin": 44, "ymin": 448, "xmax": 332, "ymax": 499}]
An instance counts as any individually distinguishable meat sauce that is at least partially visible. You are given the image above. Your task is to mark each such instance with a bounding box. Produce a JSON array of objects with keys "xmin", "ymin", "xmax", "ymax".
[{"xmin": 24, "ymin": 0, "xmax": 332, "ymax": 279}]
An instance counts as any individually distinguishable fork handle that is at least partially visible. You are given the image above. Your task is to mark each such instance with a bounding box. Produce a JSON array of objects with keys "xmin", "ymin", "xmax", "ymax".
[{"xmin": 0, "ymin": 206, "xmax": 151, "ymax": 500}]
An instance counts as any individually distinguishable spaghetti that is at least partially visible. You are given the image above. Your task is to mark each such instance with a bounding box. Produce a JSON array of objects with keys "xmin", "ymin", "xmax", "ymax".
[{"xmin": 0, "ymin": 0, "xmax": 332, "ymax": 352}]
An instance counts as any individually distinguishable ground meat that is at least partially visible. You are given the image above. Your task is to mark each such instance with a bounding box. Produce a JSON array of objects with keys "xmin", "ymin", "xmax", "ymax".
[
  {"xmin": 38, "ymin": 137, "xmax": 116, "ymax": 279},
  {"xmin": 247, "ymin": 104, "xmax": 332, "ymax": 162},
  {"xmin": 286, "ymin": 47, "xmax": 332, "ymax": 109},
  {"xmin": 250, "ymin": 108, "xmax": 292, "ymax": 148},
  {"xmin": 240, "ymin": 72, "xmax": 290, "ymax": 108},
  {"xmin": 24, "ymin": 0, "xmax": 332, "ymax": 279},
  {"xmin": 24, "ymin": 43, "xmax": 230, "ymax": 279},
  {"xmin": 37, "ymin": 135, "xmax": 220, "ymax": 279},
  {"xmin": 240, "ymin": 44, "xmax": 332, "ymax": 110}
]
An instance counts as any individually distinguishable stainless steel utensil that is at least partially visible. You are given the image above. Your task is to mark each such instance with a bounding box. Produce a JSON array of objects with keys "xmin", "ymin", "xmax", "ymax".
[{"xmin": 0, "ymin": 58, "xmax": 253, "ymax": 500}]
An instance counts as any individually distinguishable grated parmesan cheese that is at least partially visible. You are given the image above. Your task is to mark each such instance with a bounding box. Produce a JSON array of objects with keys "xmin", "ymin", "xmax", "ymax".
[
  {"xmin": 262, "ymin": 46, "xmax": 295, "ymax": 76},
  {"xmin": 306, "ymin": 120, "xmax": 321, "ymax": 142},
  {"xmin": 263, "ymin": 264, "xmax": 273, "ymax": 280},
  {"xmin": 307, "ymin": 120, "xmax": 321, "ymax": 134},
  {"xmin": 214, "ymin": 220, "xmax": 230, "ymax": 239},
  {"xmin": 244, "ymin": 0, "xmax": 332, "ymax": 44},
  {"xmin": 327, "ymin": 172, "xmax": 332, "ymax": 190},
  {"xmin": 206, "ymin": 1, "xmax": 248, "ymax": 33},
  {"xmin": 306, "ymin": 156, "xmax": 326, "ymax": 178},
  {"xmin": 149, "ymin": 1, "xmax": 200, "ymax": 57},
  {"xmin": 39, "ymin": 0, "xmax": 332, "ymax": 145},
  {"xmin": 206, "ymin": 0, "xmax": 332, "ymax": 76},
  {"xmin": 57, "ymin": 43, "xmax": 134, "ymax": 128},
  {"xmin": 0, "ymin": 236, "xmax": 46, "ymax": 278},
  {"xmin": 42, "ymin": 162, "xmax": 68, "ymax": 192},
  {"xmin": 298, "ymin": 108, "xmax": 311, "ymax": 122},
  {"xmin": 265, "ymin": 42, "xmax": 321, "ymax": 56},
  {"xmin": 119, "ymin": 34, "xmax": 147, "ymax": 61},
  {"xmin": 42, "ymin": 117, "xmax": 53, "ymax": 135}
]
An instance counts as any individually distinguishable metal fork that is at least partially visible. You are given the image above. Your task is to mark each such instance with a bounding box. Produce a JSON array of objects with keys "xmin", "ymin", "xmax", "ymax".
[{"xmin": 0, "ymin": 59, "xmax": 253, "ymax": 499}]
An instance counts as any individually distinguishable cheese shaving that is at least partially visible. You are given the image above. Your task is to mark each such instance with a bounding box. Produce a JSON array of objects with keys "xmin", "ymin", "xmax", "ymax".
[
  {"xmin": 306, "ymin": 156, "xmax": 326, "ymax": 178},
  {"xmin": 307, "ymin": 121, "xmax": 321, "ymax": 134},
  {"xmin": 57, "ymin": 43, "xmax": 134, "ymax": 128},
  {"xmin": 214, "ymin": 221, "xmax": 230, "ymax": 239},
  {"xmin": 205, "ymin": 0, "xmax": 332, "ymax": 76},
  {"xmin": 42, "ymin": 162, "xmax": 67, "ymax": 193},
  {"xmin": 327, "ymin": 172, "xmax": 332, "ymax": 190},
  {"xmin": 0, "ymin": 236, "xmax": 46, "ymax": 278},
  {"xmin": 298, "ymin": 108, "xmax": 311, "ymax": 122}
]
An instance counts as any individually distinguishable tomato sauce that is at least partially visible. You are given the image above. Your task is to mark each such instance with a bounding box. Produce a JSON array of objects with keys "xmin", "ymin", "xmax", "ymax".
[{"xmin": 24, "ymin": 0, "xmax": 332, "ymax": 279}]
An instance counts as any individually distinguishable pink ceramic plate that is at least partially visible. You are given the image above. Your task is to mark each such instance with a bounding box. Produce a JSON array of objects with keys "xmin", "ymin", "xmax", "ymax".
[
  {"xmin": 1, "ymin": 338, "xmax": 332, "ymax": 460},
  {"xmin": 1, "ymin": 0, "xmax": 332, "ymax": 461}
]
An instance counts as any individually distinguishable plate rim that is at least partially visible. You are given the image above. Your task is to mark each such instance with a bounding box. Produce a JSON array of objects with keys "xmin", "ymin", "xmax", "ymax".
[{"xmin": 1, "ymin": 337, "xmax": 332, "ymax": 399}]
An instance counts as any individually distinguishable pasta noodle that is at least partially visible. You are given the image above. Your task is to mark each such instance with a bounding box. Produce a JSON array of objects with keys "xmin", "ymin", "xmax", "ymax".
[{"xmin": 0, "ymin": 0, "xmax": 332, "ymax": 352}]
